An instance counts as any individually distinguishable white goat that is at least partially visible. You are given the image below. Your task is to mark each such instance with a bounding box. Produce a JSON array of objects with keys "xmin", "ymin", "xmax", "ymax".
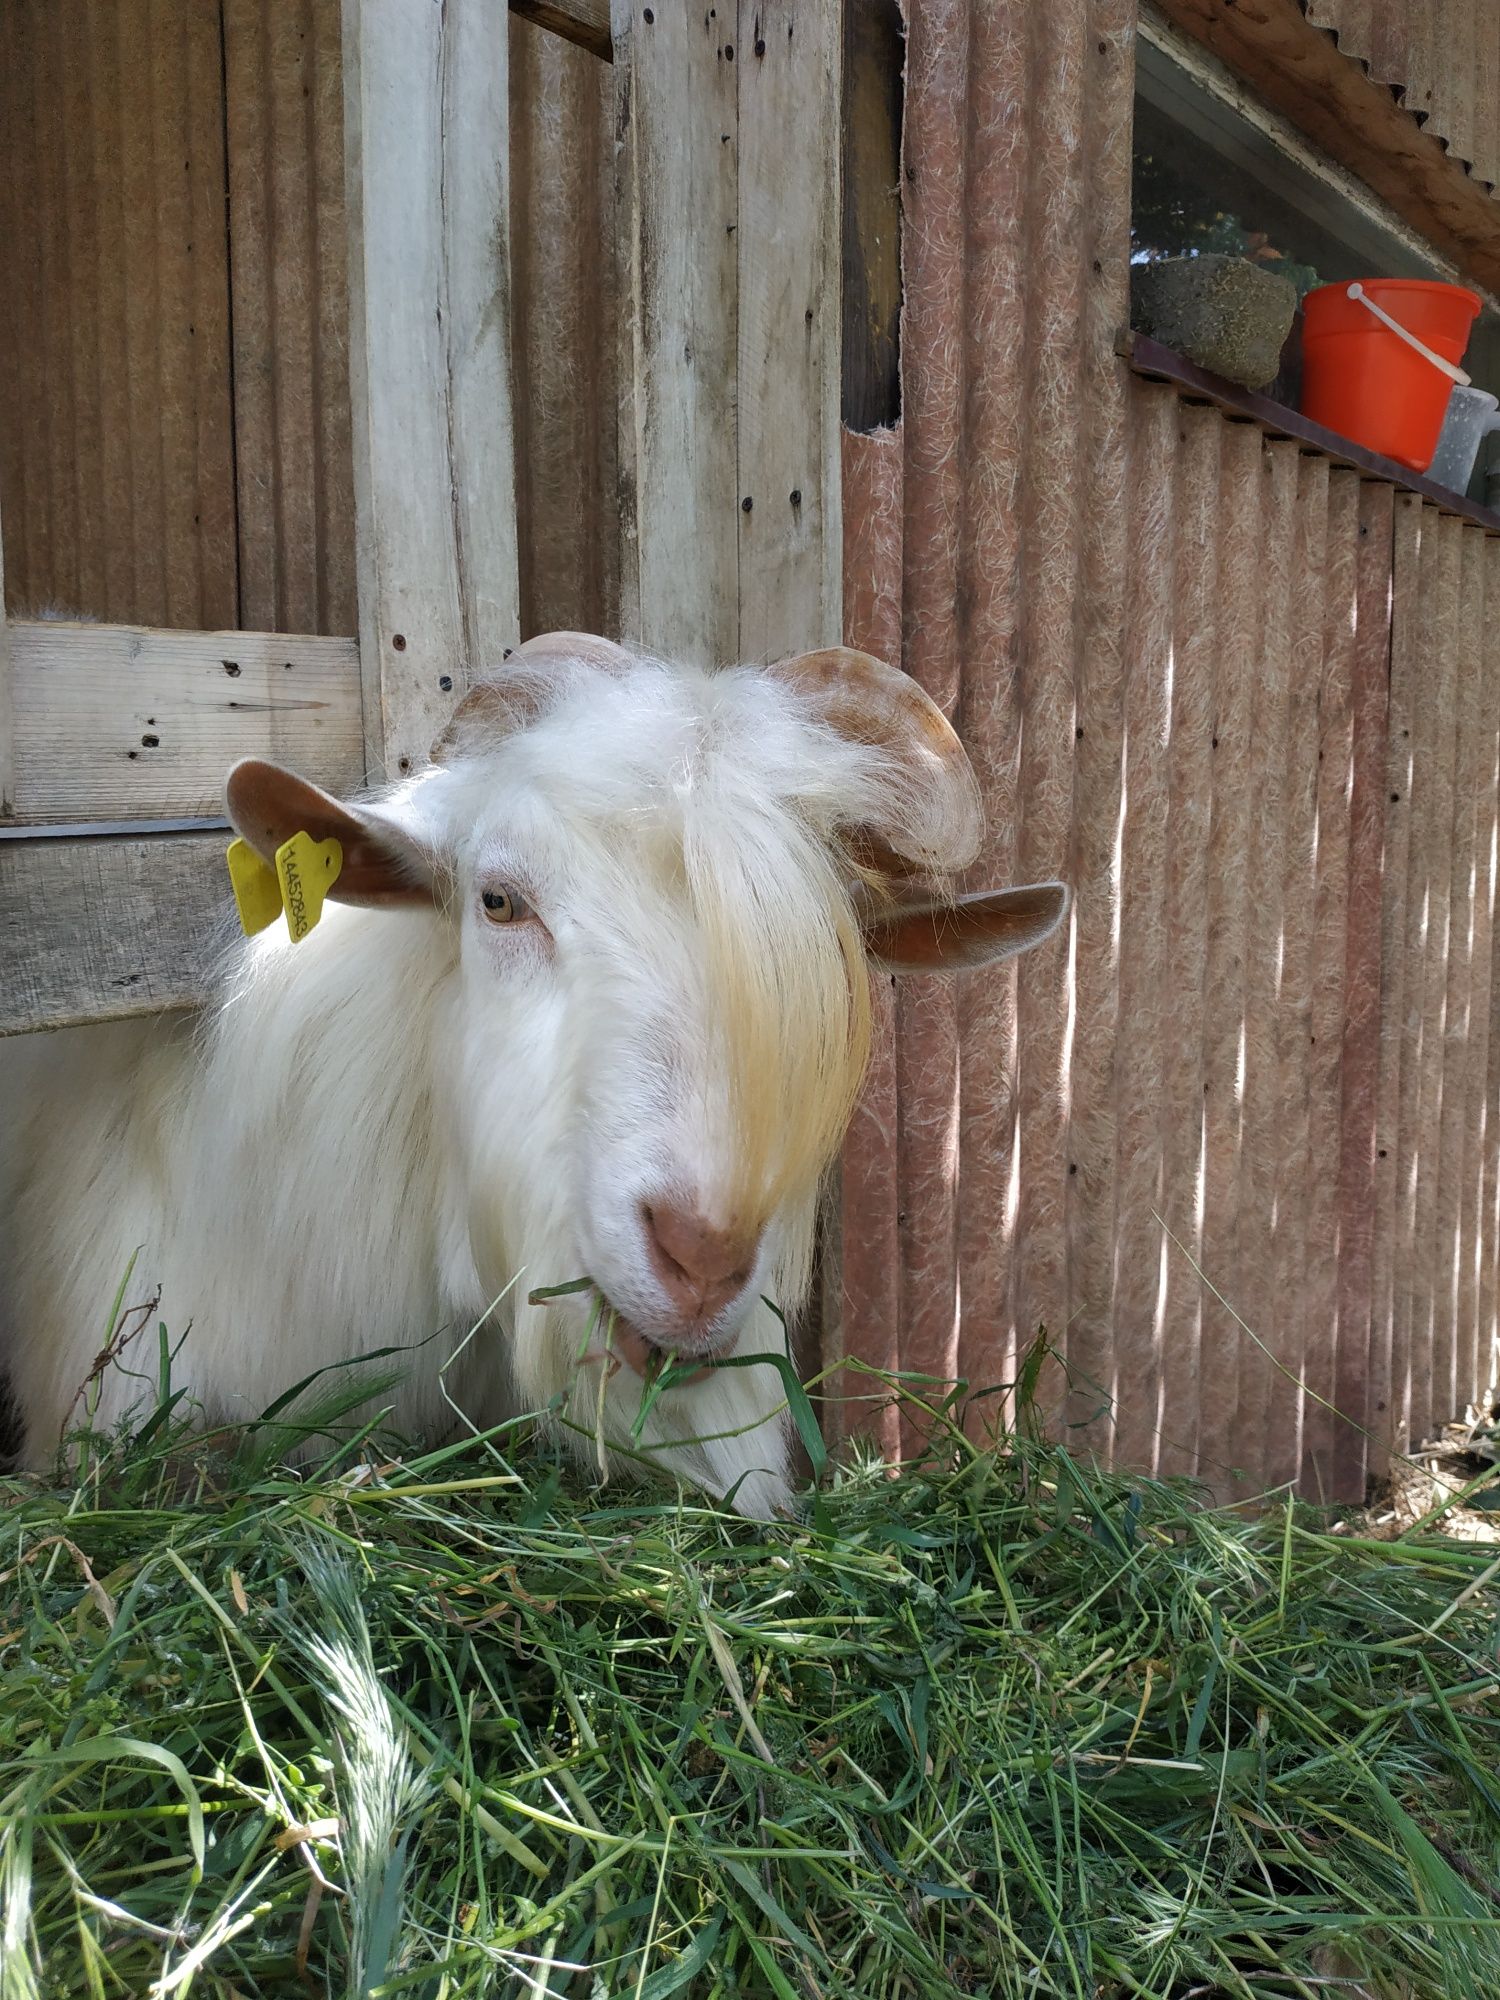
[{"xmin": 0, "ymin": 636, "xmax": 1066, "ymax": 1515}]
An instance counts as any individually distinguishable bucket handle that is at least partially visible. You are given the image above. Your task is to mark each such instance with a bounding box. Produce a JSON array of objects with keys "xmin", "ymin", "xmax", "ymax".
[{"xmin": 1346, "ymin": 283, "xmax": 1471, "ymax": 387}]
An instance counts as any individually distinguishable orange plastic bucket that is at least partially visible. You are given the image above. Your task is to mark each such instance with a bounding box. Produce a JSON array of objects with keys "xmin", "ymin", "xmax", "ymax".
[{"xmin": 1301, "ymin": 278, "xmax": 1480, "ymax": 472}]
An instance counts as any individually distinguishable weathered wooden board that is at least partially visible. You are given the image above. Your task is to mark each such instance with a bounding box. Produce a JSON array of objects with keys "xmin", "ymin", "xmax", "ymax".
[
  {"xmin": 344, "ymin": 0, "xmax": 520, "ymax": 778},
  {"xmin": 0, "ymin": 830, "xmax": 225, "ymax": 1036},
  {"xmin": 611, "ymin": 0, "xmax": 740, "ymax": 666},
  {"xmin": 510, "ymin": 0, "xmax": 611, "ymax": 61},
  {"xmin": 735, "ymin": 0, "xmax": 842, "ymax": 662},
  {"xmin": 9, "ymin": 623, "xmax": 363, "ymax": 824}
]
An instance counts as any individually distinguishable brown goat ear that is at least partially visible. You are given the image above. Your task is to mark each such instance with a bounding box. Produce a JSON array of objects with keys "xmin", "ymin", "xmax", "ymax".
[
  {"xmin": 863, "ymin": 883, "xmax": 1070, "ymax": 973},
  {"xmin": 225, "ymin": 759, "xmax": 436, "ymax": 909}
]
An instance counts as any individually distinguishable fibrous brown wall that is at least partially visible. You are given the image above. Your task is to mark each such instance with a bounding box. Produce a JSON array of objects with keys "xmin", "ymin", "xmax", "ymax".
[{"xmin": 831, "ymin": 0, "xmax": 1500, "ymax": 1500}]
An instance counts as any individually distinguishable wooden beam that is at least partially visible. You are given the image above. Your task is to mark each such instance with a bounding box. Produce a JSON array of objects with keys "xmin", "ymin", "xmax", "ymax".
[
  {"xmin": 509, "ymin": 0, "xmax": 611, "ymax": 63},
  {"xmin": 611, "ymin": 0, "xmax": 843, "ymax": 665},
  {"xmin": 611, "ymin": 0, "xmax": 740, "ymax": 665},
  {"xmin": 9, "ymin": 622, "xmax": 363, "ymax": 824},
  {"xmin": 736, "ymin": 0, "xmax": 843, "ymax": 661},
  {"xmin": 343, "ymin": 0, "xmax": 521, "ymax": 780},
  {"xmin": 1152, "ymin": 0, "xmax": 1500, "ymax": 298},
  {"xmin": 0, "ymin": 829, "xmax": 223, "ymax": 1035}
]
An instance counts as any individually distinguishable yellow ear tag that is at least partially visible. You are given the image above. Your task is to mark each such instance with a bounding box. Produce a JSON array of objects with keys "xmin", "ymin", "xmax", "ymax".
[
  {"xmin": 226, "ymin": 838, "xmax": 283, "ymax": 937},
  {"xmin": 275, "ymin": 832, "xmax": 343, "ymax": 943}
]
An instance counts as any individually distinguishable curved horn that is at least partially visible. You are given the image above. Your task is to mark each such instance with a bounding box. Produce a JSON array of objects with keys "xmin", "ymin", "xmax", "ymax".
[
  {"xmin": 766, "ymin": 646, "xmax": 982, "ymax": 875},
  {"xmin": 430, "ymin": 631, "xmax": 635, "ymax": 764}
]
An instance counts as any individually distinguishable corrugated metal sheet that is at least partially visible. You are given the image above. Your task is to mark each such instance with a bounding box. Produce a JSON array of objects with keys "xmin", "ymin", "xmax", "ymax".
[
  {"xmin": 0, "ymin": 0, "xmax": 356, "ymax": 634},
  {"xmin": 1307, "ymin": 0, "xmax": 1500, "ymax": 193},
  {"xmin": 0, "ymin": 1, "xmax": 612, "ymax": 640},
  {"xmin": 0, "ymin": 0, "xmax": 237, "ymax": 628},
  {"xmin": 832, "ymin": 0, "xmax": 1500, "ymax": 1498}
]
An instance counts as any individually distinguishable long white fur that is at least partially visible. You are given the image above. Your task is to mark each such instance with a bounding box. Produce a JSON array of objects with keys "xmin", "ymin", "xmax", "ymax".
[{"xmin": 0, "ymin": 649, "xmax": 952, "ymax": 1517}]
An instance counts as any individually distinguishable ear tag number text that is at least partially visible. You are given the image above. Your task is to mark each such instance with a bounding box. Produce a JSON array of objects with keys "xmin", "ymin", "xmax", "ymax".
[
  {"xmin": 226, "ymin": 838, "xmax": 283, "ymax": 937},
  {"xmin": 275, "ymin": 833, "xmax": 343, "ymax": 943}
]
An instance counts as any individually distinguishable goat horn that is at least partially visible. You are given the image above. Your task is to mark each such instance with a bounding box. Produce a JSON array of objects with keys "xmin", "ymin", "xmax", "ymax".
[
  {"xmin": 766, "ymin": 645, "xmax": 983, "ymax": 875},
  {"xmin": 430, "ymin": 632, "xmax": 635, "ymax": 764}
]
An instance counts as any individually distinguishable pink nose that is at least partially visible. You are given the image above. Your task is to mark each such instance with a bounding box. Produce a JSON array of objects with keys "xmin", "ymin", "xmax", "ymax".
[{"xmin": 642, "ymin": 1202, "xmax": 758, "ymax": 1329}]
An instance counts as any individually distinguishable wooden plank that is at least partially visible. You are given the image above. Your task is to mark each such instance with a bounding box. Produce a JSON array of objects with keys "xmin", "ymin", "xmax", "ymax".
[
  {"xmin": 344, "ymin": 0, "xmax": 520, "ymax": 778},
  {"xmin": 509, "ymin": 0, "xmax": 611, "ymax": 62},
  {"xmin": 311, "ymin": 0, "xmax": 357, "ymax": 638},
  {"xmin": 735, "ymin": 0, "xmax": 841, "ymax": 662},
  {"xmin": 0, "ymin": 829, "xmax": 223, "ymax": 1036},
  {"xmin": 0, "ymin": 491, "xmax": 11, "ymax": 820},
  {"xmin": 9, "ymin": 623, "xmax": 363, "ymax": 823},
  {"xmin": 611, "ymin": 0, "xmax": 739, "ymax": 666},
  {"xmin": 1151, "ymin": 0, "xmax": 1500, "ymax": 300},
  {"xmin": 509, "ymin": 14, "xmax": 619, "ymax": 638},
  {"xmin": 841, "ymin": 0, "xmax": 903, "ymax": 434}
]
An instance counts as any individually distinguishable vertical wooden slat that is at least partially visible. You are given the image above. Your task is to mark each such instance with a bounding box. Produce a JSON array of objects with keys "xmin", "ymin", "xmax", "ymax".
[
  {"xmin": 311, "ymin": 0, "xmax": 356, "ymax": 637},
  {"xmin": 955, "ymin": 0, "xmax": 1026, "ymax": 1422},
  {"xmin": 35, "ymin": 10, "xmax": 78, "ymax": 611},
  {"xmin": 269, "ymin": 0, "xmax": 320, "ymax": 631},
  {"xmin": 120, "ymin": 0, "xmax": 168, "ymax": 624},
  {"xmin": 1154, "ymin": 405, "xmax": 1219, "ymax": 1479},
  {"xmin": 225, "ymin": 0, "xmax": 277, "ymax": 630},
  {"xmin": 1378, "ymin": 499, "xmax": 1426, "ymax": 1457},
  {"xmin": 344, "ymin": 0, "xmax": 521, "ymax": 777},
  {"xmin": 735, "ymin": 0, "xmax": 841, "ymax": 663},
  {"xmin": 1109, "ymin": 386, "xmax": 1178, "ymax": 1476},
  {"xmin": 1301, "ymin": 470, "xmax": 1359, "ymax": 1498},
  {"xmin": 13, "ymin": 4, "xmax": 51, "ymax": 602},
  {"xmin": 1332, "ymin": 479, "xmax": 1394, "ymax": 1498},
  {"xmin": 1262, "ymin": 453, "xmax": 1329, "ymax": 1491},
  {"xmin": 149, "ymin": 0, "xmax": 199, "ymax": 626},
  {"xmin": 509, "ymin": 16, "xmax": 618, "ymax": 640},
  {"xmin": 611, "ymin": 0, "xmax": 739, "ymax": 667},
  {"xmin": 1195, "ymin": 419, "xmax": 1262, "ymax": 1485},
  {"xmin": 187, "ymin": 0, "xmax": 238, "ymax": 632},
  {"xmin": 1235, "ymin": 439, "xmax": 1300, "ymax": 1483}
]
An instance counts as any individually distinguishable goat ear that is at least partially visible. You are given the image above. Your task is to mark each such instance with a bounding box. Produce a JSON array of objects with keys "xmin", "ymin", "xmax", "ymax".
[
  {"xmin": 863, "ymin": 883, "xmax": 1070, "ymax": 973},
  {"xmin": 225, "ymin": 759, "xmax": 436, "ymax": 909}
]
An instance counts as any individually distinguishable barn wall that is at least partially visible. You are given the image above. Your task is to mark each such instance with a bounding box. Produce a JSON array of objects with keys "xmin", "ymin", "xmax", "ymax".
[
  {"xmin": 0, "ymin": 1, "xmax": 616, "ymax": 645},
  {"xmin": 829, "ymin": 0, "xmax": 1500, "ymax": 1499},
  {"xmin": 1305, "ymin": 1, "xmax": 1500, "ymax": 194},
  {"xmin": 0, "ymin": 0, "xmax": 238, "ymax": 630}
]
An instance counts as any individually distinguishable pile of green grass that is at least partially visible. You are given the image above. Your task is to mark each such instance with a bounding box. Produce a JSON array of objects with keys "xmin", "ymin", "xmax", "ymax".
[{"xmin": 4, "ymin": 1374, "xmax": 1500, "ymax": 1999}]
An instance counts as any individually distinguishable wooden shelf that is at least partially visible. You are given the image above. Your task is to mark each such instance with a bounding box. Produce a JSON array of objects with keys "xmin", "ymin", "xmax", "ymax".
[{"xmin": 1119, "ymin": 330, "xmax": 1500, "ymax": 535}]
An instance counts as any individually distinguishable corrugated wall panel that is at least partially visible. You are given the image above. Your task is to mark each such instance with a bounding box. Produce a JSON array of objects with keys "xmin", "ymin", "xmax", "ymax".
[
  {"xmin": 0, "ymin": 0, "xmax": 237, "ymax": 626},
  {"xmin": 833, "ymin": 0, "xmax": 1500, "ymax": 1498},
  {"xmin": 1307, "ymin": 0, "xmax": 1500, "ymax": 191}
]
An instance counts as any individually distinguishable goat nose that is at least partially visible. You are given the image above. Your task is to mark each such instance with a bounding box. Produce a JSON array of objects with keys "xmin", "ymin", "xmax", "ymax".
[{"xmin": 642, "ymin": 1202, "xmax": 757, "ymax": 1324}]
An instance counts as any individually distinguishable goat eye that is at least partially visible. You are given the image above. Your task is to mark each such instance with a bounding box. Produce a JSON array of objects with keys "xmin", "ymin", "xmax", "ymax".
[{"xmin": 481, "ymin": 885, "xmax": 527, "ymax": 924}]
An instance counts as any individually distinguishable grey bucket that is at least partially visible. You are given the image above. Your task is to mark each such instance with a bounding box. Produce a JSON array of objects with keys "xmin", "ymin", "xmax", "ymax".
[{"xmin": 1428, "ymin": 385, "xmax": 1500, "ymax": 497}]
